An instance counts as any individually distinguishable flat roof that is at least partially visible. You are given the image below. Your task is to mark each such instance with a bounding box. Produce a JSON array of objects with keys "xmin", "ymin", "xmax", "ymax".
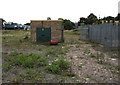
[{"xmin": 31, "ymin": 20, "xmax": 62, "ymax": 22}]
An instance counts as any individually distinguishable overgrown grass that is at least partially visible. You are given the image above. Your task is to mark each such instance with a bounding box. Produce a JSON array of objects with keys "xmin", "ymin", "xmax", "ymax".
[
  {"xmin": 16, "ymin": 53, "xmax": 47, "ymax": 68},
  {"xmin": 3, "ymin": 62, "xmax": 12, "ymax": 71},
  {"xmin": 64, "ymin": 30, "xmax": 79, "ymax": 39},
  {"xmin": 88, "ymin": 53, "xmax": 96, "ymax": 58},
  {"xmin": 111, "ymin": 54, "xmax": 118, "ymax": 58},
  {"xmin": 46, "ymin": 57, "xmax": 70, "ymax": 74},
  {"xmin": 43, "ymin": 46, "xmax": 68, "ymax": 57},
  {"xmin": 3, "ymin": 53, "xmax": 47, "ymax": 71},
  {"xmin": 19, "ymin": 69, "xmax": 45, "ymax": 81}
]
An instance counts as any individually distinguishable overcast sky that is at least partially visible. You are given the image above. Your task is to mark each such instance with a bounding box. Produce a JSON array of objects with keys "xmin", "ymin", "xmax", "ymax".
[{"xmin": 0, "ymin": 0, "xmax": 119, "ymax": 24}]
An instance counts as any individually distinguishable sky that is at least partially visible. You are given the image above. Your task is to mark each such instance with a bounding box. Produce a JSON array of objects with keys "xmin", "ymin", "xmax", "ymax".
[{"xmin": 0, "ymin": 0, "xmax": 120, "ymax": 24}]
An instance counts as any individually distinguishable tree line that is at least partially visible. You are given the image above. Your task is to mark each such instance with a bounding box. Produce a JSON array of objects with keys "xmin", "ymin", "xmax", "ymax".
[{"xmin": 78, "ymin": 13, "xmax": 120, "ymax": 26}]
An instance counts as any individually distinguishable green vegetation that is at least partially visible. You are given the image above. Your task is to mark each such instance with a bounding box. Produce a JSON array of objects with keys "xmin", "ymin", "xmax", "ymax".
[
  {"xmin": 3, "ymin": 62, "xmax": 12, "ymax": 71},
  {"xmin": 46, "ymin": 57, "xmax": 70, "ymax": 74},
  {"xmin": 88, "ymin": 53, "xmax": 96, "ymax": 58},
  {"xmin": 64, "ymin": 73, "xmax": 76, "ymax": 77},
  {"xmin": 44, "ymin": 46, "xmax": 68, "ymax": 57},
  {"xmin": 19, "ymin": 70, "xmax": 45, "ymax": 81},
  {"xmin": 2, "ymin": 30, "xmax": 118, "ymax": 83},
  {"xmin": 58, "ymin": 18, "xmax": 75, "ymax": 30},
  {"xmin": 111, "ymin": 54, "xmax": 118, "ymax": 58}
]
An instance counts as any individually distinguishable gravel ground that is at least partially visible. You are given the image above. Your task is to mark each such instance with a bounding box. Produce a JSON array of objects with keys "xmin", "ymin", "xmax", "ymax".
[{"xmin": 66, "ymin": 40, "xmax": 119, "ymax": 83}]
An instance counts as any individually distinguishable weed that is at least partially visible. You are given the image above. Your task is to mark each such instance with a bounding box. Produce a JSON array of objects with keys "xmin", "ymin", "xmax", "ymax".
[
  {"xmin": 20, "ymin": 70, "xmax": 37, "ymax": 80},
  {"xmin": 38, "ymin": 48, "xmax": 42, "ymax": 51},
  {"xmin": 44, "ymin": 46, "xmax": 68, "ymax": 57},
  {"xmin": 84, "ymin": 49, "xmax": 90, "ymax": 54},
  {"xmin": 23, "ymin": 35, "xmax": 29, "ymax": 40},
  {"xmin": 46, "ymin": 57, "xmax": 70, "ymax": 74},
  {"xmin": 72, "ymin": 29, "xmax": 79, "ymax": 32},
  {"xmin": 88, "ymin": 53, "xmax": 96, "ymax": 58},
  {"xmin": 37, "ymin": 55, "xmax": 46, "ymax": 66},
  {"xmin": 97, "ymin": 53, "xmax": 105, "ymax": 64},
  {"xmin": 53, "ymin": 57, "xmax": 70, "ymax": 70},
  {"xmin": 3, "ymin": 62, "xmax": 12, "ymax": 71},
  {"xmin": 16, "ymin": 53, "xmax": 46, "ymax": 68},
  {"xmin": 65, "ymin": 73, "xmax": 76, "ymax": 77},
  {"xmin": 10, "ymin": 51, "xmax": 19, "ymax": 56},
  {"xmin": 115, "ymin": 65, "xmax": 120, "ymax": 71},
  {"xmin": 47, "ymin": 64, "xmax": 61, "ymax": 74},
  {"xmin": 111, "ymin": 54, "xmax": 118, "ymax": 58}
]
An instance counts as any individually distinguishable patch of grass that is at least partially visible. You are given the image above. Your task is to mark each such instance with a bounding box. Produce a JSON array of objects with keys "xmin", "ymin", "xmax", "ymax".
[
  {"xmin": 20, "ymin": 70, "xmax": 37, "ymax": 80},
  {"xmin": 88, "ymin": 53, "xmax": 96, "ymax": 58},
  {"xmin": 3, "ymin": 62, "xmax": 12, "ymax": 71},
  {"xmin": 37, "ymin": 56, "xmax": 47, "ymax": 66},
  {"xmin": 65, "ymin": 73, "xmax": 76, "ymax": 77},
  {"xmin": 97, "ymin": 53, "xmax": 105, "ymax": 64},
  {"xmin": 19, "ymin": 69, "xmax": 45, "ymax": 82},
  {"xmin": 84, "ymin": 48, "xmax": 90, "ymax": 54},
  {"xmin": 14, "ymin": 53, "xmax": 46, "ymax": 68},
  {"xmin": 85, "ymin": 41, "xmax": 100, "ymax": 47},
  {"xmin": 44, "ymin": 46, "xmax": 68, "ymax": 57},
  {"xmin": 10, "ymin": 50, "xmax": 19, "ymax": 56},
  {"xmin": 115, "ymin": 65, "xmax": 120, "ymax": 71},
  {"xmin": 17, "ymin": 54, "xmax": 36, "ymax": 68},
  {"xmin": 37, "ymin": 47, "xmax": 42, "ymax": 51},
  {"xmin": 46, "ymin": 64, "xmax": 61, "ymax": 74},
  {"xmin": 64, "ymin": 30, "xmax": 79, "ymax": 39},
  {"xmin": 111, "ymin": 54, "xmax": 118, "ymax": 58},
  {"xmin": 46, "ymin": 57, "xmax": 70, "ymax": 74}
]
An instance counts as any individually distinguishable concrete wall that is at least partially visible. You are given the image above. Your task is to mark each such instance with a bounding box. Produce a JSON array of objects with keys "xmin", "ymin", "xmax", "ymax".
[{"xmin": 31, "ymin": 20, "xmax": 63, "ymax": 42}]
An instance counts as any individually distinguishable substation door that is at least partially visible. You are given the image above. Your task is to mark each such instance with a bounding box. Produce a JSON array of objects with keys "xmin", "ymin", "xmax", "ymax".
[{"xmin": 36, "ymin": 28, "xmax": 51, "ymax": 42}]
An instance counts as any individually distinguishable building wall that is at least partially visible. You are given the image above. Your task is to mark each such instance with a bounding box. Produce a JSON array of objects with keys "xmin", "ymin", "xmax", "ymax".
[{"xmin": 31, "ymin": 20, "xmax": 62, "ymax": 42}]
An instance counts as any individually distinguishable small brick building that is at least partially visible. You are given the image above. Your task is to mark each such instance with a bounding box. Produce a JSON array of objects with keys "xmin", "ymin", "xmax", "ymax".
[{"xmin": 31, "ymin": 20, "xmax": 63, "ymax": 42}]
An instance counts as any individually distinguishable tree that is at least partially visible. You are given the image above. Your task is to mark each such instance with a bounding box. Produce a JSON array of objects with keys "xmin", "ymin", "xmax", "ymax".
[
  {"xmin": 58, "ymin": 18, "xmax": 64, "ymax": 21},
  {"xmin": 115, "ymin": 13, "xmax": 120, "ymax": 21},
  {"xmin": 78, "ymin": 17, "xmax": 86, "ymax": 26},
  {"xmin": 102, "ymin": 16, "xmax": 115, "ymax": 23},
  {"xmin": 58, "ymin": 18, "xmax": 75, "ymax": 30},
  {"xmin": 86, "ymin": 13, "xmax": 98, "ymax": 25},
  {"xmin": 63, "ymin": 19, "xmax": 75, "ymax": 30}
]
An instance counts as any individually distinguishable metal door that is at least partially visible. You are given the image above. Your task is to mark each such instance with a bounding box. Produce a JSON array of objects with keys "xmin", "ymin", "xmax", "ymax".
[{"xmin": 36, "ymin": 28, "xmax": 51, "ymax": 42}]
